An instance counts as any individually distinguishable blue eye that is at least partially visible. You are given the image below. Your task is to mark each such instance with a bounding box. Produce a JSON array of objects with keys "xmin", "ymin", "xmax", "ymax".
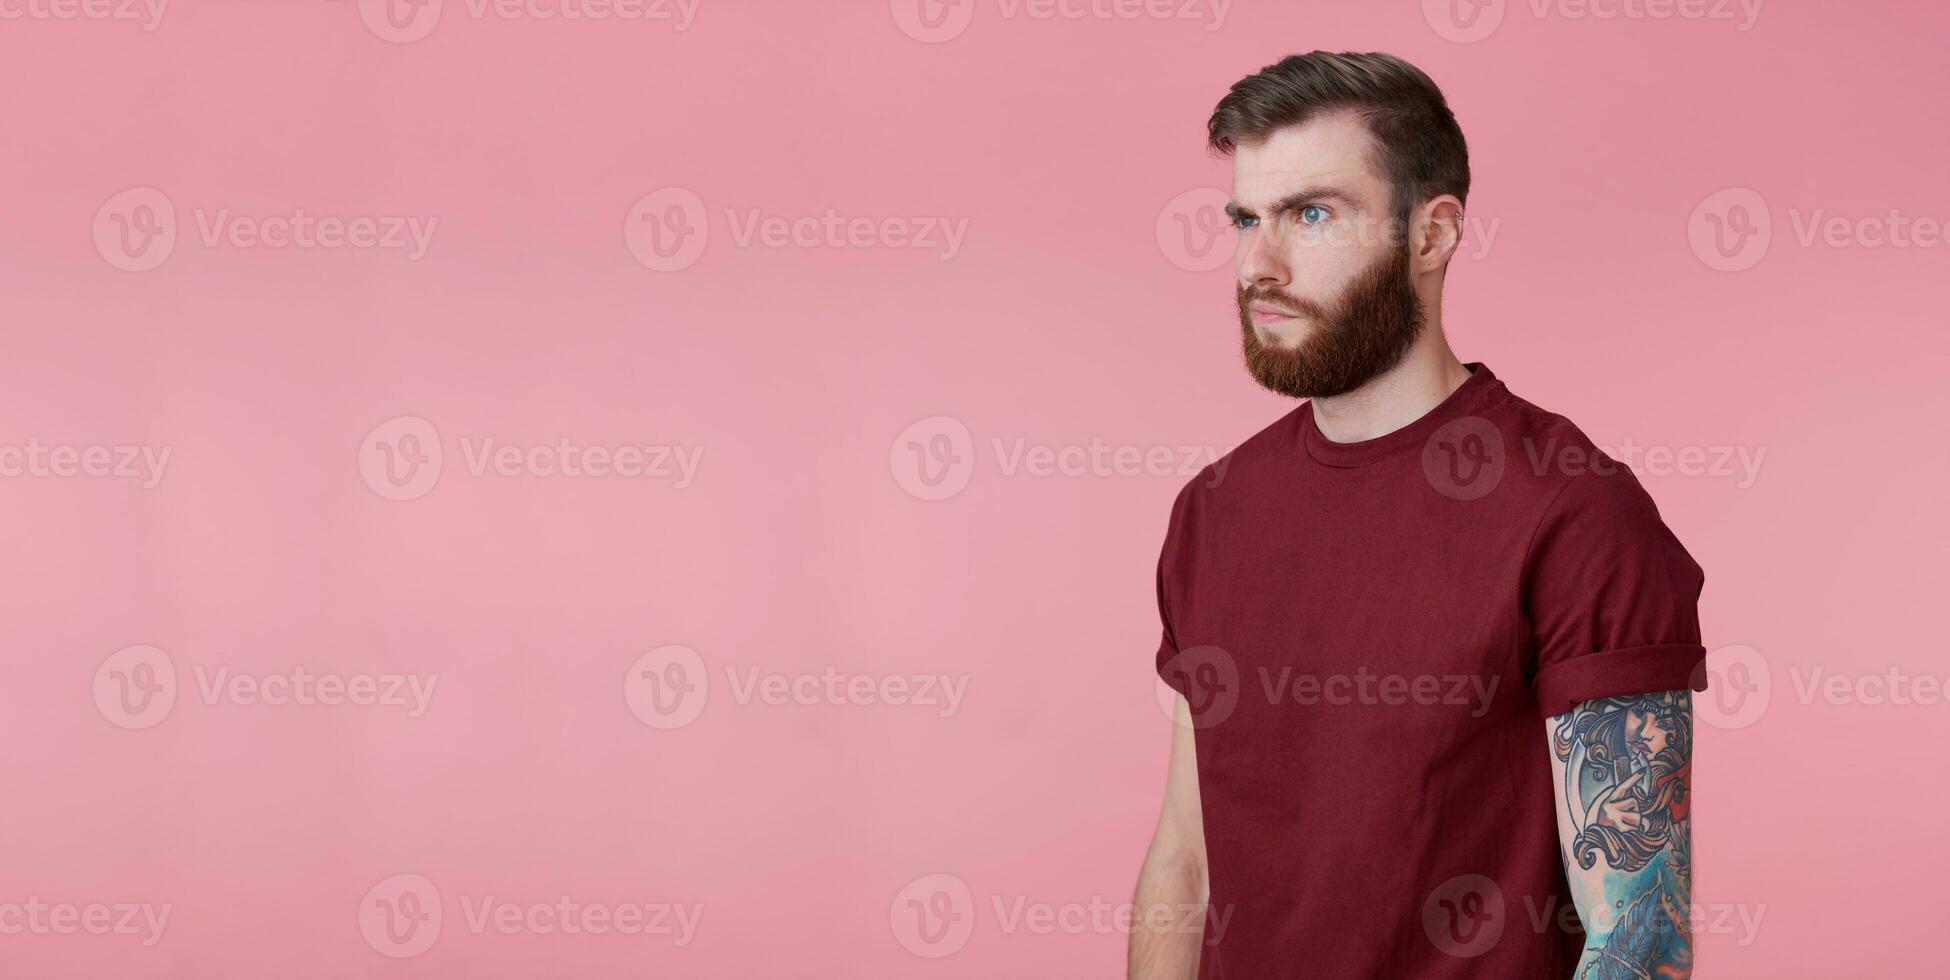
[
  {"xmin": 1299, "ymin": 204, "xmax": 1329, "ymax": 225},
  {"xmin": 1231, "ymin": 214, "xmax": 1258, "ymax": 231}
]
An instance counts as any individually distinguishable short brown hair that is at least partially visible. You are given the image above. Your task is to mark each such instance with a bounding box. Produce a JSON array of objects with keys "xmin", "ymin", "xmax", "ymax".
[{"xmin": 1207, "ymin": 51, "xmax": 1470, "ymax": 233}]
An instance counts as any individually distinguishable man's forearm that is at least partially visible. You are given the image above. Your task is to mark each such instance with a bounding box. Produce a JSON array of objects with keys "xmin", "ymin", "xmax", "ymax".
[
  {"xmin": 1127, "ymin": 843, "xmax": 1207, "ymax": 980},
  {"xmin": 1549, "ymin": 690, "xmax": 1695, "ymax": 979},
  {"xmin": 1566, "ymin": 819, "xmax": 1692, "ymax": 977}
]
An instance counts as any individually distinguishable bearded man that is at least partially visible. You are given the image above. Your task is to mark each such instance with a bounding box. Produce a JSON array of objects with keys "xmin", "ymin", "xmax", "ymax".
[{"xmin": 1129, "ymin": 51, "xmax": 1707, "ymax": 980}]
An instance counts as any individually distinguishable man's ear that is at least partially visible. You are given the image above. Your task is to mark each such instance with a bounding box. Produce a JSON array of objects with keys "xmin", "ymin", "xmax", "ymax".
[{"xmin": 1411, "ymin": 194, "xmax": 1466, "ymax": 273}]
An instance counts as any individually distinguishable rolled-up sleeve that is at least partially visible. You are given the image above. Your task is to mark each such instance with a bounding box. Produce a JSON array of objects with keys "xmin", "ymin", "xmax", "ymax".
[{"xmin": 1523, "ymin": 462, "xmax": 1709, "ymax": 718}]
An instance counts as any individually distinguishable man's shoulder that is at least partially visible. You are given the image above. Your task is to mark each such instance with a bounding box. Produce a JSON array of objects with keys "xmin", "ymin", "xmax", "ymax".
[{"xmin": 1478, "ymin": 383, "xmax": 1662, "ymax": 520}]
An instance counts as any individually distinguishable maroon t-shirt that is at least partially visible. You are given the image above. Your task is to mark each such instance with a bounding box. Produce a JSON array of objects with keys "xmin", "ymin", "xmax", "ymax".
[{"xmin": 1153, "ymin": 364, "xmax": 1707, "ymax": 978}]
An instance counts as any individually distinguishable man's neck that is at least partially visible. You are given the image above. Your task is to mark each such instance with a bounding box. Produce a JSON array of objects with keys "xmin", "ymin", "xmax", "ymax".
[{"xmin": 1309, "ymin": 341, "xmax": 1472, "ymax": 444}]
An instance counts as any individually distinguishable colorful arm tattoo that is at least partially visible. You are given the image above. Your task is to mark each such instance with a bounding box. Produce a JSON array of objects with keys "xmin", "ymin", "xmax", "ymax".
[{"xmin": 1547, "ymin": 690, "xmax": 1694, "ymax": 979}]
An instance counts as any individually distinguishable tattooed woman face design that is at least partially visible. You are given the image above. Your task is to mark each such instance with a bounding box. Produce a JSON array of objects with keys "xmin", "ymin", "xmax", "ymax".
[
  {"xmin": 1626, "ymin": 708, "xmax": 1671, "ymax": 761},
  {"xmin": 1552, "ymin": 691, "xmax": 1694, "ymax": 873}
]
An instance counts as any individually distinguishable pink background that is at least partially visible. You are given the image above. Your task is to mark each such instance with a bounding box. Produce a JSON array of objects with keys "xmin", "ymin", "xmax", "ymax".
[{"xmin": 2, "ymin": 0, "xmax": 1945, "ymax": 976}]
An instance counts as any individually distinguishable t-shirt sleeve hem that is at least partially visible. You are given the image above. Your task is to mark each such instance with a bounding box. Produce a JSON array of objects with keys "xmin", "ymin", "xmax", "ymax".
[
  {"xmin": 1534, "ymin": 642, "xmax": 1708, "ymax": 718},
  {"xmin": 1154, "ymin": 632, "xmax": 1187, "ymax": 696}
]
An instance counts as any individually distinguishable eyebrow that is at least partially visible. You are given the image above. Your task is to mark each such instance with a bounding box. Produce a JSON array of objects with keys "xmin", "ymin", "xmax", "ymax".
[{"xmin": 1224, "ymin": 185, "xmax": 1362, "ymax": 222}]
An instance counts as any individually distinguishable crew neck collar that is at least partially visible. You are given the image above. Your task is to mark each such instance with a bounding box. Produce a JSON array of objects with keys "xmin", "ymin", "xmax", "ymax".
[{"xmin": 1301, "ymin": 363, "xmax": 1498, "ymax": 468}]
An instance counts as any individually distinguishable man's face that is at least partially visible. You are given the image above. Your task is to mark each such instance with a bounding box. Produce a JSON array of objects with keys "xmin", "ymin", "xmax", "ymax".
[{"xmin": 1228, "ymin": 112, "xmax": 1426, "ymax": 399}]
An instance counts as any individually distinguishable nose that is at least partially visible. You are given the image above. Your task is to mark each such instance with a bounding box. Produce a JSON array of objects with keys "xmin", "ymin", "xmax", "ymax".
[{"xmin": 1236, "ymin": 226, "xmax": 1290, "ymax": 291}]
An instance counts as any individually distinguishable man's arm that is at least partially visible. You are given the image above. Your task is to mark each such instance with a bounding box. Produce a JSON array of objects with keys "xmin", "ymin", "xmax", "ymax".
[
  {"xmin": 1129, "ymin": 693, "xmax": 1208, "ymax": 980},
  {"xmin": 1546, "ymin": 690, "xmax": 1695, "ymax": 979}
]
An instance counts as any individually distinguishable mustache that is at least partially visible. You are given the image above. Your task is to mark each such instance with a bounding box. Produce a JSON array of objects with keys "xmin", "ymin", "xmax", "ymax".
[{"xmin": 1237, "ymin": 284, "xmax": 1325, "ymax": 319}]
